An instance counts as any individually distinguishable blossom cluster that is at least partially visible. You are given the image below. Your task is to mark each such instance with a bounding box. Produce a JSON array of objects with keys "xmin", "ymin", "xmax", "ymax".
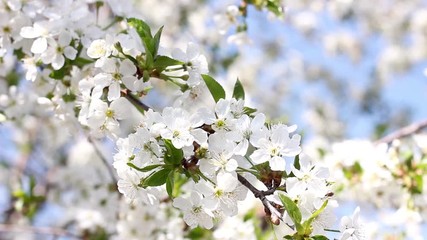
[
  {"xmin": 0, "ymin": 0, "xmax": 367, "ymax": 239},
  {"xmin": 305, "ymin": 136, "xmax": 427, "ymax": 238}
]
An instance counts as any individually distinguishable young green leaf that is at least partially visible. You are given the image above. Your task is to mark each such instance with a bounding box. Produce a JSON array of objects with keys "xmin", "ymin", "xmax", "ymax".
[
  {"xmin": 243, "ymin": 106, "xmax": 257, "ymax": 115},
  {"xmin": 279, "ymin": 194, "xmax": 303, "ymax": 233},
  {"xmin": 302, "ymin": 200, "xmax": 329, "ymax": 235},
  {"xmin": 201, "ymin": 74, "xmax": 226, "ymax": 102},
  {"xmin": 127, "ymin": 162, "xmax": 163, "ymax": 172},
  {"xmin": 164, "ymin": 139, "xmax": 184, "ymax": 165},
  {"xmin": 145, "ymin": 50, "xmax": 154, "ymax": 69},
  {"xmin": 166, "ymin": 170, "xmax": 175, "ymax": 197},
  {"xmin": 152, "ymin": 26, "xmax": 164, "ymax": 57},
  {"xmin": 143, "ymin": 168, "xmax": 171, "ymax": 187},
  {"xmin": 49, "ymin": 68, "xmax": 66, "ymax": 80},
  {"xmin": 266, "ymin": 0, "xmax": 284, "ymax": 18},
  {"xmin": 311, "ymin": 236, "xmax": 329, "ymax": 240},
  {"xmin": 72, "ymin": 57, "xmax": 94, "ymax": 68},
  {"xmin": 154, "ymin": 56, "xmax": 184, "ymax": 70},
  {"xmin": 127, "ymin": 18, "xmax": 152, "ymax": 39},
  {"xmin": 232, "ymin": 78, "xmax": 245, "ymax": 100}
]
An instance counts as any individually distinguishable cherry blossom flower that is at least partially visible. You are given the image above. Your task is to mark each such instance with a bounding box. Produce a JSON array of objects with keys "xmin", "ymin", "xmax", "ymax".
[
  {"xmin": 117, "ymin": 170, "xmax": 158, "ymax": 205},
  {"xmin": 159, "ymin": 107, "xmax": 206, "ymax": 149},
  {"xmin": 172, "ymin": 42, "xmax": 208, "ymax": 86},
  {"xmin": 195, "ymin": 172, "xmax": 244, "ymax": 216},
  {"xmin": 214, "ymin": 5, "xmax": 241, "ymax": 35},
  {"xmin": 340, "ymin": 207, "xmax": 366, "ymax": 240},
  {"xmin": 20, "ymin": 20, "xmax": 54, "ymax": 54},
  {"xmin": 199, "ymin": 133, "xmax": 239, "ymax": 176},
  {"xmin": 173, "ymin": 192, "xmax": 214, "ymax": 229},
  {"xmin": 92, "ymin": 58, "xmax": 138, "ymax": 101},
  {"xmin": 41, "ymin": 31, "xmax": 77, "ymax": 70},
  {"xmin": 250, "ymin": 124, "xmax": 301, "ymax": 171}
]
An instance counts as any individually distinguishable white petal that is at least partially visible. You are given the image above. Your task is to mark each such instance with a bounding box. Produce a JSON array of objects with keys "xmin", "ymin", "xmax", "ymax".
[
  {"xmin": 101, "ymin": 58, "xmax": 117, "ymax": 73},
  {"xmin": 108, "ymin": 82, "xmax": 121, "ymax": 101},
  {"xmin": 93, "ymin": 73, "xmax": 112, "ymax": 86},
  {"xmin": 119, "ymin": 59, "xmax": 137, "ymax": 75},
  {"xmin": 250, "ymin": 149, "xmax": 270, "ymax": 164},
  {"xmin": 269, "ymin": 156, "xmax": 286, "ymax": 171},
  {"xmin": 31, "ymin": 37, "xmax": 47, "ymax": 54},
  {"xmin": 63, "ymin": 46, "xmax": 77, "ymax": 60},
  {"xmin": 233, "ymin": 140, "xmax": 248, "ymax": 156},
  {"xmin": 87, "ymin": 39, "xmax": 107, "ymax": 59},
  {"xmin": 20, "ymin": 26, "xmax": 40, "ymax": 38},
  {"xmin": 58, "ymin": 31, "xmax": 72, "ymax": 46},
  {"xmin": 217, "ymin": 172, "xmax": 237, "ymax": 192},
  {"xmin": 172, "ymin": 48, "xmax": 187, "ymax": 61},
  {"xmin": 122, "ymin": 76, "xmax": 137, "ymax": 91},
  {"xmin": 225, "ymin": 158, "xmax": 238, "ymax": 172},
  {"xmin": 51, "ymin": 54, "xmax": 65, "ymax": 70},
  {"xmin": 173, "ymin": 197, "xmax": 190, "ymax": 211},
  {"xmin": 251, "ymin": 113, "xmax": 266, "ymax": 130},
  {"xmin": 190, "ymin": 191, "xmax": 202, "ymax": 206},
  {"xmin": 215, "ymin": 99, "xmax": 229, "ymax": 117},
  {"xmin": 186, "ymin": 42, "xmax": 200, "ymax": 60},
  {"xmin": 110, "ymin": 97, "xmax": 128, "ymax": 120}
]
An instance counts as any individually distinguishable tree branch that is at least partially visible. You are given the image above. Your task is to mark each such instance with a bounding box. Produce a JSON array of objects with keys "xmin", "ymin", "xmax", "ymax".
[
  {"xmin": 0, "ymin": 224, "xmax": 80, "ymax": 239},
  {"xmin": 88, "ymin": 137, "xmax": 118, "ymax": 183},
  {"xmin": 121, "ymin": 89, "xmax": 150, "ymax": 112},
  {"xmin": 236, "ymin": 173, "xmax": 282, "ymax": 223},
  {"xmin": 375, "ymin": 119, "xmax": 427, "ymax": 144}
]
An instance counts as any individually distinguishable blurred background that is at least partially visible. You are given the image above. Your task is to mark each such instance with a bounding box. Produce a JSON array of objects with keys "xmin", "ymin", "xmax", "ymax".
[{"xmin": 2, "ymin": 0, "xmax": 427, "ymax": 239}]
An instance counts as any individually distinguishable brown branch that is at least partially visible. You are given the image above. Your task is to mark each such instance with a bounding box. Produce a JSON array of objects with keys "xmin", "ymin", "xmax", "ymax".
[
  {"xmin": 121, "ymin": 89, "xmax": 150, "ymax": 112},
  {"xmin": 375, "ymin": 119, "xmax": 427, "ymax": 144},
  {"xmin": 236, "ymin": 173, "xmax": 282, "ymax": 224},
  {"xmin": 88, "ymin": 137, "xmax": 117, "ymax": 183},
  {"xmin": 0, "ymin": 224, "xmax": 80, "ymax": 239}
]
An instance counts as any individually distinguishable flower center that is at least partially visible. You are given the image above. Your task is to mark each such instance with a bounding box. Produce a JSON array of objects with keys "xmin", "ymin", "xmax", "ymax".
[
  {"xmin": 192, "ymin": 206, "xmax": 202, "ymax": 213},
  {"xmin": 113, "ymin": 72, "xmax": 122, "ymax": 80},
  {"xmin": 270, "ymin": 147, "xmax": 279, "ymax": 156},
  {"xmin": 106, "ymin": 108, "xmax": 114, "ymax": 118},
  {"xmin": 173, "ymin": 130, "xmax": 180, "ymax": 137},
  {"xmin": 56, "ymin": 46, "xmax": 64, "ymax": 54}
]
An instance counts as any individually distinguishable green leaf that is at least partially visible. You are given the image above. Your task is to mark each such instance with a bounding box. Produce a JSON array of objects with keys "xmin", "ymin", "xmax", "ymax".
[
  {"xmin": 232, "ymin": 78, "xmax": 245, "ymax": 100},
  {"xmin": 72, "ymin": 57, "xmax": 94, "ymax": 68},
  {"xmin": 62, "ymin": 93, "xmax": 76, "ymax": 102},
  {"xmin": 143, "ymin": 168, "xmax": 171, "ymax": 187},
  {"xmin": 311, "ymin": 236, "xmax": 329, "ymax": 240},
  {"xmin": 164, "ymin": 139, "xmax": 184, "ymax": 165},
  {"xmin": 279, "ymin": 194, "xmax": 303, "ymax": 232},
  {"xmin": 302, "ymin": 200, "xmax": 329, "ymax": 235},
  {"xmin": 412, "ymin": 174, "xmax": 423, "ymax": 194},
  {"xmin": 201, "ymin": 74, "xmax": 226, "ymax": 102},
  {"xmin": 49, "ymin": 68, "xmax": 66, "ymax": 80},
  {"xmin": 266, "ymin": 0, "xmax": 284, "ymax": 18},
  {"xmin": 185, "ymin": 226, "xmax": 213, "ymax": 239},
  {"xmin": 343, "ymin": 161, "xmax": 363, "ymax": 180},
  {"xmin": 5, "ymin": 71, "xmax": 19, "ymax": 86},
  {"xmin": 154, "ymin": 55, "xmax": 184, "ymax": 70},
  {"xmin": 127, "ymin": 162, "xmax": 163, "ymax": 172},
  {"xmin": 166, "ymin": 170, "xmax": 175, "ymax": 197},
  {"xmin": 13, "ymin": 48, "xmax": 26, "ymax": 60},
  {"xmin": 243, "ymin": 106, "xmax": 257, "ymax": 115},
  {"xmin": 145, "ymin": 50, "xmax": 154, "ymax": 69},
  {"xmin": 127, "ymin": 18, "xmax": 152, "ymax": 39},
  {"xmin": 152, "ymin": 26, "xmax": 164, "ymax": 57}
]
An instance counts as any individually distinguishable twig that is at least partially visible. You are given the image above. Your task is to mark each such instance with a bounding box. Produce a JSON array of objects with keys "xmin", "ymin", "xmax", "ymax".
[
  {"xmin": 121, "ymin": 89, "xmax": 150, "ymax": 112},
  {"xmin": 375, "ymin": 119, "xmax": 427, "ymax": 144},
  {"xmin": 88, "ymin": 137, "xmax": 117, "ymax": 183},
  {"xmin": 0, "ymin": 224, "xmax": 80, "ymax": 239},
  {"xmin": 236, "ymin": 173, "xmax": 282, "ymax": 222}
]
